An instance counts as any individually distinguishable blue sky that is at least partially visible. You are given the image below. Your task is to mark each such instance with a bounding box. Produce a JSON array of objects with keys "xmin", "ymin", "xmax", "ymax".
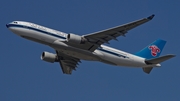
[{"xmin": 1, "ymin": 0, "xmax": 179, "ymax": 101}]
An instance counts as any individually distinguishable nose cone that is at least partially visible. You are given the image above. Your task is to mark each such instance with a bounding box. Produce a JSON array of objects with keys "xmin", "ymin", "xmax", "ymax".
[{"xmin": 6, "ymin": 24, "xmax": 9, "ymax": 28}]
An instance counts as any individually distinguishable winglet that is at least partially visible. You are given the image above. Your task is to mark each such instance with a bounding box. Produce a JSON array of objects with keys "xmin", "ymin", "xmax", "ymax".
[{"xmin": 147, "ymin": 14, "xmax": 155, "ymax": 20}]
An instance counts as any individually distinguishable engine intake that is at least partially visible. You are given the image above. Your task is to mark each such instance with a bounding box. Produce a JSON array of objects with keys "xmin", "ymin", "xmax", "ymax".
[
  {"xmin": 41, "ymin": 51, "xmax": 58, "ymax": 63},
  {"xmin": 67, "ymin": 34, "xmax": 87, "ymax": 44}
]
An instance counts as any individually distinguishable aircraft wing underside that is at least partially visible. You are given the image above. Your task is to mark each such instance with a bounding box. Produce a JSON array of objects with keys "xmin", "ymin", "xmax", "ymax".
[
  {"xmin": 81, "ymin": 14, "xmax": 155, "ymax": 51},
  {"xmin": 56, "ymin": 51, "xmax": 81, "ymax": 74}
]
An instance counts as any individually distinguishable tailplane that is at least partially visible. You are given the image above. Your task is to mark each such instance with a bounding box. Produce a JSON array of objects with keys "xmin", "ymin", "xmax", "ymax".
[
  {"xmin": 145, "ymin": 54, "xmax": 175, "ymax": 64},
  {"xmin": 142, "ymin": 67, "xmax": 153, "ymax": 74},
  {"xmin": 135, "ymin": 39, "xmax": 175, "ymax": 74},
  {"xmin": 142, "ymin": 54, "xmax": 175, "ymax": 74}
]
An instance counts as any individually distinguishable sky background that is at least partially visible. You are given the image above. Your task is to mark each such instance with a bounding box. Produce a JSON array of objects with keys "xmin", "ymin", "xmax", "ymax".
[{"xmin": 1, "ymin": 0, "xmax": 180, "ymax": 101}]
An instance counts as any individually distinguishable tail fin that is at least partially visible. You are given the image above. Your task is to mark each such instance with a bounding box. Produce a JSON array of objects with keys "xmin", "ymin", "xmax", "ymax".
[{"xmin": 135, "ymin": 39, "xmax": 166, "ymax": 59}]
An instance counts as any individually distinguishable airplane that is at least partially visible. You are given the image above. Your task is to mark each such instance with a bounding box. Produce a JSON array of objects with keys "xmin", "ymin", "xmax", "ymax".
[{"xmin": 6, "ymin": 14, "xmax": 175, "ymax": 74}]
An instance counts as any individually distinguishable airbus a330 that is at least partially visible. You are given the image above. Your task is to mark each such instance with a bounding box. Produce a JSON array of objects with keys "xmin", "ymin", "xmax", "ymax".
[{"xmin": 6, "ymin": 14, "xmax": 175, "ymax": 74}]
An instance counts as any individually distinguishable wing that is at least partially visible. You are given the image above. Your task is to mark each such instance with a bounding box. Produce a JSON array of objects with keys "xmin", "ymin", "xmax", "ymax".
[
  {"xmin": 83, "ymin": 14, "xmax": 155, "ymax": 51},
  {"xmin": 56, "ymin": 51, "xmax": 81, "ymax": 74}
]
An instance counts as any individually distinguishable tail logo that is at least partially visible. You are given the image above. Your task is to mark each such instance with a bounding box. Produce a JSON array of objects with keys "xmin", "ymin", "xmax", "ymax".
[{"xmin": 149, "ymin": 45, "xmax": 160, "ymax": 57}]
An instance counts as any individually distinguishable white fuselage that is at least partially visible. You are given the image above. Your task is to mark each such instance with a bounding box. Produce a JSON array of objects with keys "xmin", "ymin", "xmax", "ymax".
[{"xmin": 7, "ymin": 21, "xmax": 150, "ymax": 68}]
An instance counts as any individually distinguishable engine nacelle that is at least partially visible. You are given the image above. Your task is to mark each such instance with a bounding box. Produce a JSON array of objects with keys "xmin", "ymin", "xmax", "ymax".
[
  {"xmin": 41, "ymin": 51, "xmax": 58, "ymax": 63},
  {"xmin": 67, "ymin": 34, "xmax": 87, "ymax": 44}
]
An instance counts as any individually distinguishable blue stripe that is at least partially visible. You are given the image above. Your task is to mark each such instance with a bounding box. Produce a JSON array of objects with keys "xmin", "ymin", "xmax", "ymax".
[
  {"xmin": 98, "ymin": 48, "xmax": 128, "ymax": 58},
  {"xmin": 7, "ymin": 24, "xmax": 66, "ymax": 39},
  {"xmin": 8, "ymin": 24, "xmax": 128, "ymax": 58}
]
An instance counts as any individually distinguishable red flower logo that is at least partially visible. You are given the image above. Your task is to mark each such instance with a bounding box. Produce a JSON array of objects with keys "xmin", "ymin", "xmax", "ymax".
[{"xmin": 149, "ymin": 45, "xmax": 160, "ymax": 57}]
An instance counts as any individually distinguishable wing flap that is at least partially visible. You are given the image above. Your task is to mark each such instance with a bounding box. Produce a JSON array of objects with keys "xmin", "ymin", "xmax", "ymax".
[{"xmin": 56, "ymin": 51, "xmax": 81, "ymax": 74}]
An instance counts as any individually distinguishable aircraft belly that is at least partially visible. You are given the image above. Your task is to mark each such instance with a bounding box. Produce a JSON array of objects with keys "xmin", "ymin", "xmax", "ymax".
[
  {"xmin": 99, "ymin": 50, "xmax": 146, "ymax": 67},
  {"xmin": 51, "ymin": 41, "xmax": 100, "ymax": 61}
]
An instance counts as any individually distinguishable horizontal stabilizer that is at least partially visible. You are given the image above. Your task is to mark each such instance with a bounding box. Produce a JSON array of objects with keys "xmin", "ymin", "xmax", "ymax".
[
  {"xmin": 145, "ymin": 54, "xmax": 175, "ymax": 64},
  {"xmin": 142, "ymin": 67, "xmax": 153, "ymax": 74}
]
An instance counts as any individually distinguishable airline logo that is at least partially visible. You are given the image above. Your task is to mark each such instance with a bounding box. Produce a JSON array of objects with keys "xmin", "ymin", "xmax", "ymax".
[{"xmin": 149, "ymin": 45, "xmax": 160, "ymax": 57}]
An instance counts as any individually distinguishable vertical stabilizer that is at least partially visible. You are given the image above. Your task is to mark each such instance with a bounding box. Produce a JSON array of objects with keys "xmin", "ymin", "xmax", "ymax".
[{"xmin": 135, "ymin": 39, "xmax": 166, "ymax": 59}]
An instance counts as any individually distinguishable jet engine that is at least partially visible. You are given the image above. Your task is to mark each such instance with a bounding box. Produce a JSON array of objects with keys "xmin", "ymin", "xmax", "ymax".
[
  {"xmin": 41, "ymin": 51, "xmax": 58, "ymax": 63},
  {"xmin": 67, "ymin": 34, "xmax": 87, "ymax": 44}
]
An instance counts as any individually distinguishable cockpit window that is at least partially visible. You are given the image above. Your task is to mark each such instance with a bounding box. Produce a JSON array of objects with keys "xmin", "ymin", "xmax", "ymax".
[{"xmin": 14, "ymin": 21, "xmax": 18, "ymax": 24}]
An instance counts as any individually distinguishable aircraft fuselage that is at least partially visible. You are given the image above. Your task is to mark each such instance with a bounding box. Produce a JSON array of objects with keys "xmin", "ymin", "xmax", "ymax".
[{"xmin": 6, "ymin": 21, "xmax": 157, "ymax": 68}]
